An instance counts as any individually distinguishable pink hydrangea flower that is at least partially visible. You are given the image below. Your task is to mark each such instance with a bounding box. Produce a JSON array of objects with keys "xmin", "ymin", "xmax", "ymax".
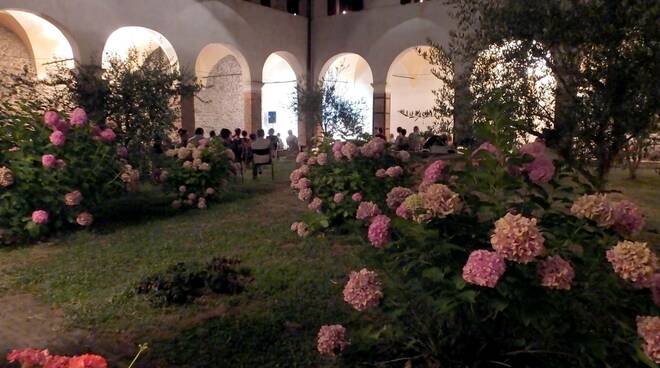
[
  {"xmin": 289, "ymin": 169, "xmax": 304, "ymax": 186},
  {"xmin": 333, "ymin": 192, "xmax": 345, "ymax": 204},
  {"xmin": 368, "ymin": 215, "xmax": 391, "ymax": 249},
  {"xmin": 64, "ymin": 190, "xmax": 83, "ymax": 206},
  {"xmin": 68, "ymin": 354, "xmax": 108, "ymax": 368},
  {"xmin": 116, "ymin": 146, "xmax": 129, "ymax": 158},
  {"xmin": 332, "ymin": 141, "xmax": 344, "ymax": 153},
  {"xmin": 44, "ymin": 355, "xmax": 71, "ymax": 368},
  {"xmin": 76, "ymin": 212, "xmax": 94, "ymax": 227},
  {"xmin": 422, "ymin": 160, "xmax": 446, "ymax": 185},
  {"xmin": 462, "ymin": 250, "xmax": 506, "ymax": 288},
  {"xmin": 341, "ymin": 142, "xmax": 359, "ymax": 160},
  {"xmin": 44, "ymin": 111, "xmax": 59, "ymax": 126},
  {"xmin": 472, "ymin": 142, "xmax": 500, "ymax": 158},
  {"xmin": 333, "ymin": 150, "xmax": 343, "ymax": 160},
  {"xmin": 537, "ymin": 255, "xmax": 575, "ymax": 290},
  {"xmin": 571, "ymin": 194, "xmax": 615, "ymax": 227},
  {"xmin": 397, "ymin": 150, "xmax": 411, "ymax": 162},
  {"xmin": 49, "ymin": 131, "xmax": 66, "ymax": 146},
  {"xmin": 360, "ymin": 138, "xmax": 386, "ymax": 158},
  {"xmin": 99, "ymin": 128, "xmax": 116, "ymax": 143},
  {"xmin": 520, "ymin": 141, "xmax": 547, "ymax": 157},
  {"xmin": 386, "ymin": 187, "xmax": 413, "ymax": 210},
  {"xmin": 7, "ymin": 348, "xmax": 50, "ymax": 367},
  {"xmin": 317, "ymin": 325, "xmax": 349, "ymax": 356},
  {"xmin": 356, "ymin": 201, "xmax": 381, "ymax": 221},
  {"xmin": 51, "ymin": 118, "xmax": 69, "ymax": 133},
  {"xmin": 296, "ymin": 178, "xmax": 311, "ymax": 190},
  {"xmin": 652, "ymin": 274, "xmax": 660, "ymax": 307},
  {"xmin": 351, "ymin": 192, "xmax": 363, "ymax": 202},
  {"xmin": 395, "ymin": 203, "xmax": 411, "ymax": 219},
  {"xmin": 401, "ymin": 194, "xmax": 425, "ymax": 222},
  {"xmin": 375, "ymin": 168, "xmax": 387, "ymax": 178},
  {"xmin": 636, "ymin": 316, "xmax": 660, "ymax": 364},
  {"xmin": 490, "ymin": 213, "xmax": 545, "ymax": 263},
  {"xmin": 343, "ymin": 268, "xmax": 383, "ymax": 311},
  {"xmin": 41, "ymin": 154, "xmax": 57, "ymax": 169},
  {"xmin": 317, "ymin": 153, "xmax": 328, "ymax": 166},
  {"xmin": 298, "ymin": 188, "xmax": 312, "ymax": 202},
  {"xmin": 31, "ymin": 210, "xmax": 49, "ymax": 225},
  {"xmin": 385, "ymin": 166, "xmax": 403, "ymax": 178},
  {"xmin": 524, "ymin": 156, "xmax": 555, "ymax": 184},
  {"xmin": 612, "ymin": 199, "xmax": 645, "ymax": 236},
  {"xmin": 296, "ymin": 152, "xmax": 308, "ymax": 164},
  {"xmin": 70, "ymin": 107, "xmax": 88, "ymax": 126},
  {"xmin": 308, "ymin": 156, "xmax": 317, "ymax": 165},
  {"xmin": 290, "ymin": 222, "xmax": 309, "ymax": 237},
  {"xmin": 420, "ymin": 184, "xmax": 463, "ymax": 219},
  {"xmin": 606, "ymin": 240, "xmax": 657, "ymax": 286},
  {"xmin": 309, "ymin": 197, "xmax": 323, "ymax": 213}
]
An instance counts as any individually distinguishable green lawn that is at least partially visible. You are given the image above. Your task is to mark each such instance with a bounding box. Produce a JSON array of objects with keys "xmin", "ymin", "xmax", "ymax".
[
  {"xmin": 0, "ymin": 160, "xmax": 360, "ymax": 367},
  {"xmin": 0, "ymin": 163, "xmax": 656, "ymax": 367}
]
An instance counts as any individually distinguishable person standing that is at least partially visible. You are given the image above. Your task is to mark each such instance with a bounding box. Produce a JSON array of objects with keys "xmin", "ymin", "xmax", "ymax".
[{"xmin": 286, "ymin": 130, "xmax": 299, "ymax": 153}]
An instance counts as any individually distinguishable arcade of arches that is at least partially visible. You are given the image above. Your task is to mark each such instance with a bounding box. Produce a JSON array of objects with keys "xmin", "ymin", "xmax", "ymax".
[{"xmin": 0, "ymin": 2, "xmax": 556, "ymax": 144}]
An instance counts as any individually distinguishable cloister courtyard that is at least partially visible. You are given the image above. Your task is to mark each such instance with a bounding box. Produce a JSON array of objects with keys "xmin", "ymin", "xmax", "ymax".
[{"xmin": 0, "ymin": 1, "xmax": 659, "ymax": 367}]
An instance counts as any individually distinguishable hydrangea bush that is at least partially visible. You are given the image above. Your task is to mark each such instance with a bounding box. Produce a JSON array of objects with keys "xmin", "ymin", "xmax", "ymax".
[
  {"xmin": 312, "ymin": 140, "xmax": 659, "ymax": 366},
  {"xmin": 289, "ymin": 137, "xmax": 412, "ymax": 233},
  {"xmin": 0, "ymin": 107, "xmax": 125, "ymax": 243},
  {"xmin": 163, "ymin": 140, "xmax": 234, "ymax": 210}
]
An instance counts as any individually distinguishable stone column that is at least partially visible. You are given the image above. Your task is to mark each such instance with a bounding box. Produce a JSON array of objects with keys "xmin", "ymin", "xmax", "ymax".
[
  {"xmin": 181, "ymin": 94, "xmax": 196, "ymax": 133},
  {"xmin": 243, "ymin": 81, "xmax": 263, "ymax": 133},
  {"xmin": 372, "ymin": 82, "xmax": 390, "ymax": 138}
]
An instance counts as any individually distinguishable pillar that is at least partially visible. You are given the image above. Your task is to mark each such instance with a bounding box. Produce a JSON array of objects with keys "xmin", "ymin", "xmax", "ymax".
[
  {"xmin": 372, "ymin": 82, "xmax": 390, "ymax": 138},
  {"xmin": 181, "ymin": 94, "xmax": 195, "ymax": 133},
  {"xmin": 243, "ymin": 81, "xmax": 263, "ymax": 133}
]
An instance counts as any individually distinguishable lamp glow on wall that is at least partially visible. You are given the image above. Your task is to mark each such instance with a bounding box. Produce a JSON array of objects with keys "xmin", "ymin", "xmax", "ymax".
[{"xmin": 102, "ymin": 26, "xmax": 178, "ymax": 69}]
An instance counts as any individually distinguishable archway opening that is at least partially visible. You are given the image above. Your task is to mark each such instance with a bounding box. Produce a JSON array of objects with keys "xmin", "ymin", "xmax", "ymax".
[
  {"xmin": 0, "ymin": 10, "xmax": 74, "ymax": 79},
  {"xmin": 102, "ymin": 26, "xmax": 178, "ymax": 69},
  {"xmin": 387, "ymin": 46, "xmax": 452, "ymax": 135},
  {"xmin": 470, "ymin": 40, "xmax": 556, "ymax": 142},
  {"xmin": 195, "ymin": 43, "xmax": 249, "ymax": 134},
  {"xmin": 320, "ymin": 53, "xmax": 374, "ymax": 137},
  {"xmin": 262, "ymin": 52, "xmax": 298, "ymax": 146}
]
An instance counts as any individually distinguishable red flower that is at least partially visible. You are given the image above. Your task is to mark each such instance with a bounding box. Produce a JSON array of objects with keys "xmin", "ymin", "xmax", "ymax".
[
  {"xmin": 44, "ymin": 355, "xmax": 70, "ymax": 368},
  {"xmin": 6, "ymin": 348, "xmax": 49, "ymax": 367},
  {"xmin": 68, "ymin": 354, "xmax": 108, "ymax": 368}
]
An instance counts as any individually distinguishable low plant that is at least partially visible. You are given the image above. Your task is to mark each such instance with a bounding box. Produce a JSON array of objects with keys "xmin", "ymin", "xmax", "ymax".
[
  {"xmin": 136, "ymin": 257, "xmax": 251, "ymax": 306},
  {"xmin": 289, "ymin": 137, "xmax": 412, "ymax": 235},
  {"xmin": 162, "ymin": 140, "xmax": 235, "ymax": 210},
  {"xmin": 310, "ymin": 137, "xmax": 659, "ymax": 366},
  {"xmin": 0, "ymin": 104, "xmax": 125, "ymax": 243}
]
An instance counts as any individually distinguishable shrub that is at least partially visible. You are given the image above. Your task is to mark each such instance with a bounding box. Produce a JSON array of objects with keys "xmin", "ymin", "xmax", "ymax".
[
  {"xmin": 136, "ymin": 257, "xmax": 251, "ymax": 306},
  {"xmin": 313, "ymin": 140, "xmax": 659, "ymax": 367},
  {"xmin": 162, "ymin": 140, "xmax": 235, "ymax": 210},
  {"xmin": 289, "ymin": 137, "xmax": 412, "ymax": 234},
  {"xmin": 0, "ymin": 105, "xmax": 125, "ymax": 243}
]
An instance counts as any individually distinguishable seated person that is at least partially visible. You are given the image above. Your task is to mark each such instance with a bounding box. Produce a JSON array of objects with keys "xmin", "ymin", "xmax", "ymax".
[
  {"xmin": 251, "ymin": 129, "xmax": 272, "ymax": 179},
  {"xmin": 286, "ymin": 130, "xmax": 299, "ymax": 153}
]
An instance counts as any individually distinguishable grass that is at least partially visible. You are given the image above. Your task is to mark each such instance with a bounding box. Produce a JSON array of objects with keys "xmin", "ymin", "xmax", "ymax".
[
  {"xmin": 0, "ymin": 159, "xmax": 360, "ymax": 367},
  {"xmin": 0, "ymin": 163, "xmax": 657, "ymax": 366}
]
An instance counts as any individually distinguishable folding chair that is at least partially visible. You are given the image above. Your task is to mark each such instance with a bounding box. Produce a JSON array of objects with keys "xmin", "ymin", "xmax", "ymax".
[{"xmin": 252, "ymin": 148, "xmax": 275, "ymax": 181}]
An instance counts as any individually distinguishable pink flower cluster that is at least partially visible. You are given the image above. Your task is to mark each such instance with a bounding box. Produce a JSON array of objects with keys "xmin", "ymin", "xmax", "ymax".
[
  {"xmin": 386, "ymin": 187, "xmax": 413, "ymax": 210},
  {"xmin": 76, "ymin": 212, "xmax": 94, "ymax": 227},
  {"xmin": 309, "ymin": 197, "xmax": 323, "ymax": 213},
  {"xmin": 422, "ymin": 160, "xmax": 446, "ymax": 185},
  {"xmin": 420, "ymin": 184, "xmax": 463, "ymax": 220},
  {"xmin": 6, "ymin": 348, "xmax": 107, "ymax": 368},
  {"xmin": 296, "ymin": 152, "xmax": 308, "ymax": 164},
  {"xmin": 340, "ymin": 142, "xmax": 359, "ymax": 160},
  {"xmin": 571, "ymin": 194, "xmax": 644, "ymax": 235},
  {"xmin": 333, "ymin": 192, "xmax": 345, "ymax": 204},
  {"xmin": 537, "ymin": 255, "xmax": 575, "ymax": 290},
  {"xmin": 360, "ymin": 138, "xmax": 386, "ymax": 158},
  {"xmin": 606, "ymin": 240, "xmax": 657, "ymax": 286},
  {"xmin": 636, "ymin": 316, "xmax": 660, "ymax": 364},
  {"xmin": 351, "ymin": 192, "xmax": 363, "ymax": 202},
  {"xmin": 385, "ymin": 166, "xmax": 403, "ymax": 178},
  {"xmin": 490, "ymin": 213, "xmax": 545, "ymax": 264},
  {"xmin": 317, "ymin": 325, "xmax": 349, "ymax": 356},
  {"xmin": 472, "ymin": 142, "xmax": 500, "ymax": 158},
  {"xmin": 368, "ymin": 215, "xmax": 391, "ymax": 249},
  {"xmin": 332, "ymin": 141, "xmax": 345, "ymax": 160},
  {"xmin": 290, "ymin": 222, "xmax": 309, "ymax": 237},
  {"xmin": 69, "ymin": 107, "xmax": 88, "ymax": 126},
  {"xmin": 64, "ymin": 191, "xmax": 83, "ymax": 206},
  {"xmin": 375, "ymin": 168, "xmax": 387, "ymax": 178},
  {"xmin": 49, "ymin": 131, "xmax": 66, "ymax": 146},
  {"xmin": 462, "ymin": 250, "xmax": 506, "ymax": 288},
  {"xmin": 31, "ymin": 210, "xmax": 49, "ymax": 225},
  {"xmin": 356, "ymin": 201, "xmax": 381, "ymax": 221},
  {"xmin": 317, "ymin": 152, "xmax": 328, "ymax": 166},
  {"xmin": 520, "ymin": 141, "xmax": 555, "ymax": 184},
  {"xmin": 343, "ymin": 268, "xmax": 383, "ymax": 311}
]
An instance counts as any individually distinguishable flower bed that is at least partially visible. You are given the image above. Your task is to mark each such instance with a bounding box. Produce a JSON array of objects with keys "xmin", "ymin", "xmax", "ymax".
[
  {"xmin": 289, "ymin": 137, "xmax": 412, "ymax": 234},
  {"xmin": 163, "ymin": 140, "xmax": 235, "ymax": 210},
  {"xmin": 308, "ymin": 140, "xmax": 659, "ymax": 366},
  {"xmin": 0, "ymin": 108, "xmax": 125, "ymax": 243}
]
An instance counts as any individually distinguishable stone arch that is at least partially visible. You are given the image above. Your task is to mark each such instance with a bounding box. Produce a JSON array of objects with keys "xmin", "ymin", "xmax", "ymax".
[
  {"xmin": 0, "ymin": 9, "xmax": 76, "ymax": 79},
  {"xmin": 194, "ymin": 43, "xmax": 251, "ymax": 133},
  {"xmin": 262, "ymin": 52, "xmax": 301, "ymax": 141},
  {"xmin": 102, "ymin": 26, "xmax": 178, "ymax": 70},
  {"xmin": 319, "ymin": 52, "xmax": 374, "ymax": 135},
  {"xmin": 386, "ymin": 46, "xmax": 454, "ymax": 135}
]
